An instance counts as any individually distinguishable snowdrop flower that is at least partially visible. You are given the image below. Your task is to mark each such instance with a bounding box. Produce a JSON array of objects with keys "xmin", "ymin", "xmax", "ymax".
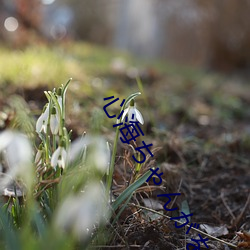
[
  {"xmin": 67, "ymin": 135, "xmax": 110, "ymax": 173},
  {"xmin": 51, "ymin": 142, "xmax": 67, "ymax": 169},
  {"xmin": 121, "ymin": 99, "xmax": 144, "ymax": 124},
  {"xmin": 50, "ymin": 106, "xmax": 59, "ymax": 135},
  {"xmin": 0, "ymin": 130, "xmax": 33, "ymax": 190},
  {"xmin": 54, "ymin": 182, "xmax": 109, "ymax": 240},
  {"xmin": 36, "ymin": 103, "xmax": 50, "ymax": 133},
  {"xmin": 91, "ymin": 137, "xmax": 110, "ymax": 173}
]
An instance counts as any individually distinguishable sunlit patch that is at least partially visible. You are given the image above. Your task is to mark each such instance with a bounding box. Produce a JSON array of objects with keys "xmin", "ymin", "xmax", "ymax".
[{"xmin": 4, "ymin": 17, "xmax": 18, "ymax": 32}]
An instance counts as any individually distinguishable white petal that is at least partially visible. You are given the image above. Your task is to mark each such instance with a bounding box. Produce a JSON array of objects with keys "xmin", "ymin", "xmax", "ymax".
[
  {"xmin": 0, "ymin": 130, "xmax": 14, "ymax": 151},
  {"xmin": 59, "ymin": 148, "xmax": 67, "ymax": 169},
  {"xmin": 128, "ymin": 107, "xmax": 136, "ymax": 122},
  {"xmin": 121, "ymin": 107, "xmax": 129, "ymax": 121},
  {"xmin": 55, "ymin": 182, "xmax": 109, "ymax": 240},
  {"xmin": 41, "ymin": 121, "xmax": 47, "ymax": 133},
  {"xmin": 51, "ymin": 147, "xmax": 61, "ymax": 168},
  {"xmin": 0, "ymin": 131, "xmax": 33, "ymax": 190},
  {"xmin": 61, "ymin": 148, "xmax": 67, "ymax": 161},
  {"xmin": 93, "ymin": 138, "xmax": 110, "ymax": 172},
  {"xmin": 67, "ymin": 136, "xmax": 89, "ymax": 163},
  {"xmin": 50, "ymin": 114, "xmax": 59, "ymax": 135},
  {"xmin": 58, "ymin": 159, "xmax": 64, "ymax": 169},
  {"xmin": 36, "ymin": 113, "xmax": 45, "ymax": 133},
  {"xmin": 43, "ymin": 104, "xmax": 50, "ymax": 119},
  {"xmin": 135, "ymin": 109, "xmax": 144, "ymax": 124},
  {"xmin": 6, "ymin": 133, "xmax": 32, "ymax": 170},
  {"xmin": 36, "ymin": 103, "xmax": 50, "ymax": 134}
]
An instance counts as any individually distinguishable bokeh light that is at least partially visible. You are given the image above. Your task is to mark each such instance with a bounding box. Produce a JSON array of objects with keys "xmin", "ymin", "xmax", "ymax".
[{"xmin": 4, "ymin": 17, "xmax": 19, "ymax": 32}]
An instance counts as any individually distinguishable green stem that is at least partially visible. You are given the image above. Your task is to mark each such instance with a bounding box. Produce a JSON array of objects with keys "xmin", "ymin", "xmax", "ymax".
[
  {"xmin": 45, "ymin": 98, "xmax": 53, "ymax": 164},
  {"xmin": 61, "ymin": 78, "xmax": 71, "ymax": 127},
  {"xmin": 52, "ymin": 134, "xmax": 56, "ymax": 152},
  {"xmin": 106, "ymin": 92, "xmax": 141, "ymax": 199},
  {"xmin": 106, "ymin": 126, "xmax": 120, "ymax": 197}
]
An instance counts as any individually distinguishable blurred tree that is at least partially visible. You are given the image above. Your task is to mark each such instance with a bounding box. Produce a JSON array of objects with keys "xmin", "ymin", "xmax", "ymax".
[
  {"xmin": 16, "ymin": 0, "xmax": 41, "ymax": 31},
  {"xmin": 204, "ymin": 0, "xmax": 250, "ymax": 71},
  {"xmin": 0, "ymin": 0, "xmax": 42, "ymax": 46},
  {"xmin": 63, "ymin": 0, "xmax": 114, "ymax": 44},
  {"xmin": 159, "ymin": 0, "xmax": 250, "ymax": 71}
]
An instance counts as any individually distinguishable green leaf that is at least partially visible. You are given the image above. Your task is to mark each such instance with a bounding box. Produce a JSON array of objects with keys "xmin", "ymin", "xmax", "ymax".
[
  {"xmin": 112, "ymin": 192, "xmax": 133, "ymax": 225},
  {"xmin": 180, "ymin": 199, "xmax": 191, "ymax": 222},
  {"xmin": 0, "ymin": 207, "xmax": 21, "ymax": 250},
  {"xmin": 112, "ymin": 170, "xmax": 151, "ymax": 211},
  {"xmin": 32, "ymin": 209, "xmax": 45, "ymax": 237},
  {"xmin": 62, "ymin": 78, "xmax": 72, "ymax": 98}
]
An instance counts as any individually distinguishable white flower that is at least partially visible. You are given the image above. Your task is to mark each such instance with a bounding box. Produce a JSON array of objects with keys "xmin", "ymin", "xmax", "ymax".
[
  {"xmin": 51, "ymin": 145, "xmax": 67, "ymax": 169},
  {"xmin": 0, "ymin": 130, "xmax": 33, "ymax": 190},
  {"xmin": 36, "ymin": 104, "xmax": 50, "ymax": 133},
  {"xmin": 50, "ymin": 106, "xmax": 59, "ymax": 135},
  {"xmin": 121, "ymin": 100, "xmax": 144, "ymax": 124},
  {"xmin": 92, "ymin": 137, "xmax": 110, "ymax": 173},
  {"xmin": 54, "ymin": 182, "xmax": 109, "ymax": 240},
  {"xmin": 67, "ymin": 135, "xmax": 110, "ymax": 173}
]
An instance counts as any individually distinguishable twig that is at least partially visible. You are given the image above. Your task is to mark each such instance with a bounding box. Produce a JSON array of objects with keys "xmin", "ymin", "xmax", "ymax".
[
  {"xmin": 169, "ymin": 178, "xmax": 183, "ymax": 210},
  {"xmin": 221, "ymin": 190, "xmax": 236, "ymax": 221},
  {"xmin": 233, "ymin": 193, "xmax": 250, "ymax": 227},
  {"xmin": 129, "ymin": 203, "xmax": 238, "ymax": 249}
]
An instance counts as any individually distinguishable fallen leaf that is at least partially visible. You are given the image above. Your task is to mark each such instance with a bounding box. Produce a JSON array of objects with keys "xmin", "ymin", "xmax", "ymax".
[
  {"xmin": 143, "ymin": 198, "xmax": 163, "ymax": 210},
  {"xmin": 200, "ymin": 224, "xmax": 229, "ymax": 237},
  {"xmin": 237, "ymin": 231, "xmax": 250, "ymax": 248}
]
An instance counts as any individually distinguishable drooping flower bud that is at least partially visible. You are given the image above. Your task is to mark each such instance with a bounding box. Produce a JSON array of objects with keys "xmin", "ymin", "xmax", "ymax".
[
  {"xmin": 50, "ymin": 106, "xmax": 59, "ymax": 135},
  {"xmin": 122, "ymin": 99, "xmax": 144, "ymax": 124},
  {"xmin": 51, "ymin": 140, "xmax": 67, "ymax": 169},
  {"xmin": 36, "ymin": 103, "xmax": 50, "ymax": 133}
]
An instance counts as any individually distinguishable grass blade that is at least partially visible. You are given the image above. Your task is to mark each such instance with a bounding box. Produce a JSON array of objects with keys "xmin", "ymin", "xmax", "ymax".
[{"xmin": 112, "ymin": 170, "xmax": 151, "ymax": 211}]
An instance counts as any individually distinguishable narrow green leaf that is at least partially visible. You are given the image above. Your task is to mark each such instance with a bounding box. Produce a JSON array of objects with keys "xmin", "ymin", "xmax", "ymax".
[
  {"xmin": 112, "ymin": 192, "xmax": 133, "ymax": 225},
  {"xmin": 62, "ymin": 78, "xmax": 72, "ymax": 97},
  {"xmin": 0, "ymin": 208, "xmax": 21, "ymax": 250},
  {"xmin": 112, "ymin": 170, "xmax": 151, "ymax": 211},
  {"xmin": 32, "ymin": 209, "xmax": 45, "ymax": 237}
]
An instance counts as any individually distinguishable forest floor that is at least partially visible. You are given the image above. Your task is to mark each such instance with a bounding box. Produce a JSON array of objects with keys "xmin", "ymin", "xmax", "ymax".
[{"xmin": 0, "ymin": 42, "xmax": 249, "ymax": 250}]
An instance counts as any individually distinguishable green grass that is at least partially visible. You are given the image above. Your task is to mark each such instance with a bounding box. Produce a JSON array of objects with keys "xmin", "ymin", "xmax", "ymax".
[
  {"xmin": 0, "ymin": 42, "xmax": 130, "ymax": 87},
  {"xmin": 0, "ymin": 42, "xmax": 209, "ymax": 87},
  {"xmin": 0, "ymin": 45, "xmax": 70, "ymax": 86},
  {"xmin": 1, "ymin": 41, "xmax": 248, "ymax": 130}
]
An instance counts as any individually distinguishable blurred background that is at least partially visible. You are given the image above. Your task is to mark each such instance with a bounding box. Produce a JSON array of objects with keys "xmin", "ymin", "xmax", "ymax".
[{"xmin": 1, "ymin": 0, "xmax": 250, "ymax": 72}]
